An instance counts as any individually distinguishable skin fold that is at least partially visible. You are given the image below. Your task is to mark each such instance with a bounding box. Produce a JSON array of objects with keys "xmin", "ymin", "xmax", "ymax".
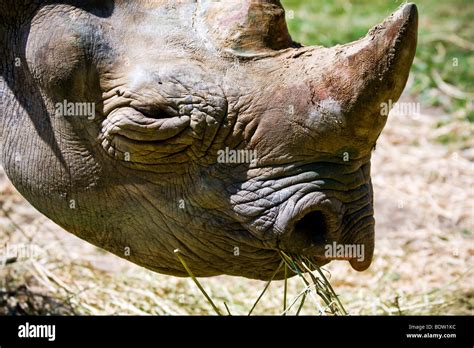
[{"xmin": 0, "ymin": 0, "xmax": 417, "ymax": 280}]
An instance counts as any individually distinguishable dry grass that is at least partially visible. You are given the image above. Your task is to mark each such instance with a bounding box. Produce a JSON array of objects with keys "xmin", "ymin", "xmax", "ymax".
[{"xmin": 0, "ymin": 92, "xmax": 473, "ymax": 315}]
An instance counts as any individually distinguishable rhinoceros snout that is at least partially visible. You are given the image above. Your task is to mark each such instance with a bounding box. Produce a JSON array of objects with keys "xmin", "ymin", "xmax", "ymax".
[
  {"xmin": 290, "ymin": 209, "xmax": 375, "ymax": 272},
  {"xmin": 273, "ymin": 183, "xmax": 375, "ymax": 272}
]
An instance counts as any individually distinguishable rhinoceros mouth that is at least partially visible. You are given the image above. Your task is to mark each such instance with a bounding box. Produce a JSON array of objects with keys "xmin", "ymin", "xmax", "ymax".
[
  {"xmin": 277, "ymin": 199, "xmax": 375, "ymax": 272},
  {"xmin": 275, "ymin": 192, "xmax": 342, "ymax": 248},
  {"xmin": 294, "ymin": 210, "xmax": 330, "ymax": 245},
  {"xmin": 267, "ymin": 167, "xmax": 375, "ymax": 272}
]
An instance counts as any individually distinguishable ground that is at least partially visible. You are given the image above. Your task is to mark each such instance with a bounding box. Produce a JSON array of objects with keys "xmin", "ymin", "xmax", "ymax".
[{"xmin": 0, "ymin": 0, "xmax": 472, "ymax": 315}]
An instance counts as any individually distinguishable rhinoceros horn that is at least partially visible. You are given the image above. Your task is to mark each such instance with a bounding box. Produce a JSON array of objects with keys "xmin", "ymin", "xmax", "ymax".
[
  {"xmin": 198, "ymin": 1, "xmax": 417, "ymax": 144},
  {"xmin": 322, "ymin": 4, "xmax": 418, "ymax": 142},
  {"xmin": 196, "ymin": 0, "xmax": 295, "ymax": 55}
]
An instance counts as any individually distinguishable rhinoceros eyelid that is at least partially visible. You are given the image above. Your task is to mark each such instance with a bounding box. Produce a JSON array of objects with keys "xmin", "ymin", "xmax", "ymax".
[
  {"xmin": 132, "ymin": 105, "xmax": 178, "ymax": 119},
  {"xmin": 134, "ymin": 107, "xmax": 164, "ymax": 119}
]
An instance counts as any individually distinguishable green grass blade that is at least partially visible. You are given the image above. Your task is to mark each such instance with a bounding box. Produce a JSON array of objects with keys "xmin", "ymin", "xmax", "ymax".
[
  {"xmin": 303, "ymin": 256, "xmax": 348, "ymax": 315},
  {"xmin": 248, "ymin": 260, "xmax": 283, "ymax": 316},
  {"xmin": 280, "ymin": 251, "xmax": 310, "ymax": 286},
  {"xmin": 223, "ymin": 302, "xmax": 232, "ymax": 316},
  {"xmin": 174, "ymin": 249, "xmax": 222, "ymax": 316},
  {"xmin": 296, "ymin": 291, "xmax": 307, "ymax": 316}
]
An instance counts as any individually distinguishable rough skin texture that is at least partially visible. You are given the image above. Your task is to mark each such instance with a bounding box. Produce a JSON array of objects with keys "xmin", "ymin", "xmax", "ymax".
[{"xmin": 0, "ymin": 0, "xmax": 417, "ymax": 280}]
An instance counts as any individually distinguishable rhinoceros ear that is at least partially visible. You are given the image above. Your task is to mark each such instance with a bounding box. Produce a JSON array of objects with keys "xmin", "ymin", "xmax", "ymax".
[{"xmin": 196, "ymin": 0, "xmax": 296, "ymax": 56}]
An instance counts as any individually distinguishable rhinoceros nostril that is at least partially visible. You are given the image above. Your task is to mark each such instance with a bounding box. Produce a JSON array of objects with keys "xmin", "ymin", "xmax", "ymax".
[{"xmin": 294, "ymin": 210, "xmax": 328, "ymax": 245}]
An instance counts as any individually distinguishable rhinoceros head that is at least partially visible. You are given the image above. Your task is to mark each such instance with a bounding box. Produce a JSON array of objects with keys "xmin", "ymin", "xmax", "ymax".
[{"xmin": 0, "ymin": 0, "xmax": 417, "ymax": 279}]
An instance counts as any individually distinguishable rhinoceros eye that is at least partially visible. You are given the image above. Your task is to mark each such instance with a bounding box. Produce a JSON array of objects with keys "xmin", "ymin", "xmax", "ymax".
[
  {"xmin": 131, "ymin": 104, "xmax": 178, "ymax": 120},
  {"xmin": 97, "ymin": 59, "xmax": 229, "ymax": 167},
  {"xmin": 99, "ymin": 106, "xmax": 192, "ymax": 163}
]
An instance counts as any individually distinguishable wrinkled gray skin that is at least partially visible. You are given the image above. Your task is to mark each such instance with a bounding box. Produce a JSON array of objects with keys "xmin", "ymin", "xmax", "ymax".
[{"xmin": 0, "ymin": 0, "xmax": 417, "ymax": 280}]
